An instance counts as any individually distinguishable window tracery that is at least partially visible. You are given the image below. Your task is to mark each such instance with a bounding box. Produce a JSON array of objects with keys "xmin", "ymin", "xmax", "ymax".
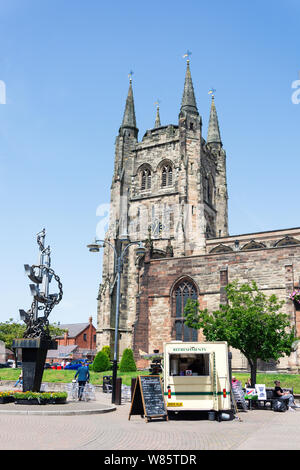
[
  {"xmin": 141, "ymin": 168, "xmax": 151, "ymax": 190},
  {"xmin": 162, "ymin": 164, "xmax": 172, "ymax": 187},
  {"xmin": 172, "ymin": 280, "xmax": 198, "ymax": 341}
]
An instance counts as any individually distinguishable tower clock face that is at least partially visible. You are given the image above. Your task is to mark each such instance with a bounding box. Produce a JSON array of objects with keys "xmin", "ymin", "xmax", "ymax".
[{"xmin": 151, "ymin": 218, "xmax": 164, "ymax": 237}]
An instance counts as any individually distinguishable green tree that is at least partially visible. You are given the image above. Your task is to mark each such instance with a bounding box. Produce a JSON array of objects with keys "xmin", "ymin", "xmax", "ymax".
[
  {"xmin": 49, "ymin": 323, "xmax": 68, "ymax": 338},
  {"xmin": 0, "ymin": 318, "xmax": 66, "ymax": 364},
  {"xmin": 0, "ymin": 319, "xmax": 25, "ymax": 355},
  {"xmin": 92, "ymin": 350, "xmax": 110, "ymax": 372},
  {"xmin": 184, "ymin": 280, "xmax": 297, "ymax": 386},
  {"xmin": 119, "ymin": 348, "xmax": 137, "ymax": 372}
]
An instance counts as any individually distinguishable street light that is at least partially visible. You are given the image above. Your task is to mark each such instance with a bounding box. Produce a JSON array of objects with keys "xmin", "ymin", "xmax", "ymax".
[{"xmin": 87, "ymin": 238, "xmax": 145, "ymax": 404}]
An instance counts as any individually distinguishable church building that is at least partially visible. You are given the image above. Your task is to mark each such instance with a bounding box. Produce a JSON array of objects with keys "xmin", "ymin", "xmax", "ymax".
[{"xmin": 97, "ymin": 60, "xmax": 300, "ymax": 373}]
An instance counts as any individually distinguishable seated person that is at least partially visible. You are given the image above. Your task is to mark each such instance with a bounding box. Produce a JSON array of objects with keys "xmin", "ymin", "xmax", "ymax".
[
  {"xmin": 231, "ymin": 376, "xmax": 241, "ymax": 387},
  {"xmin": 274, "ymin": 380, "xmax": 300, "ymax": 410},
  {"xmin": 245, "ymin": 378, "xmax": 252, "ymax": 388}
]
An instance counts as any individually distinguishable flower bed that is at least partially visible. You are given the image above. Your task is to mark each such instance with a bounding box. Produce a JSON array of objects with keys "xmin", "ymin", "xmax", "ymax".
[
  {"xmin": 0, "ymin": 391, "xmax": 16, "ymax": 404},
  {"xmin": 14, "ymin": 391, "xmax": 67, "ymax": 405},
  {"xmin": 49, "ymin": 392, "xmax": 68, "ymax": 404}
]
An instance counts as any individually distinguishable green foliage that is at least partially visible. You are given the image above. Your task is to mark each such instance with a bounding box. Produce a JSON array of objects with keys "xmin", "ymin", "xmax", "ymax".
[
  {"xmin": 0, "ymin": 319, "xmax": 25, "ymax": 350},
  {"xmin": 119, "ymin": 348, "xmax": 137, "ymax": 372},
  {"xmin": 92, "ymin": 350, "xmax": 110, "ymax": 372},
  {"xmin": 13, "ymin": 391, "xmax": 67, "ymax": 401},
  {"xmin": 0, "ymin": 318, "xmax": 66, "ymax": 351},
  {"xmin": 49, "ymin": 323, "xmax": 68, "ymax": 338},
  {"xmin": 101, "ymin": 345, "xmax": 111, "ymax": 360},
  {"xmin": 184, "ymin": 280, "xmax": 297, "ymax": 385}
]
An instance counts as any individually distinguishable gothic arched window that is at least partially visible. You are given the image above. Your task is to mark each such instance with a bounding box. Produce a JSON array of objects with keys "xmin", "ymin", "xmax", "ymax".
[
  {"xmin": 162, "ymin": 164, "xmax": 172, "ymax": 187},
  {"xmin": 274, "ymin": 236, "xmax": 300, "ymax": 247},
  {"xmin": 173, "ymin": 280, "xmax": 198, "ymax": 341},
  {"xmin": 141, "ymin": 168, "xmax": 151, "ymax": 190}
]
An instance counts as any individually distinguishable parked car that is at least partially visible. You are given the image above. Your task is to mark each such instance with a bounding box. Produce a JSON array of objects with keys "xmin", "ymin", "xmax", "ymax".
[
  {"xmin": 50, "ymin": 363, "xmax": 60, "ymax": 370},
  {"xmin": 64, "ymin": 360, "xmax": 86, "ymax": 370},
  {"xmin": 6, "ymin": 360, "xmax": 15, "ymax": 368}
]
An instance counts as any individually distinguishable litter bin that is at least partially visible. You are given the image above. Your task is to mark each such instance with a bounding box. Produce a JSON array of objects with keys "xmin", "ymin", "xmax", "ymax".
[{"xmin": 103, "ymin": 375, "xmax": 112, "ymax": 393}]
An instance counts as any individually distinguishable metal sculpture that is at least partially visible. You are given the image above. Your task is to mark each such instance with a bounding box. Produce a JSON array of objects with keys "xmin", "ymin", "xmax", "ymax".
[
  {"xmin": 19, "ymin": 229, "xmax": 63, "ymax": 339},
  {"xmin": 13, "ymin": 230, "xmax": 63, "ymax": 392}
]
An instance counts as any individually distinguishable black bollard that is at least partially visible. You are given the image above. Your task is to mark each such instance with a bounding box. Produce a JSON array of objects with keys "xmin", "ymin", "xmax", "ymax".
[{"xmin": 115, "ymin": 377, "xmax": 122, "ymax": 405}]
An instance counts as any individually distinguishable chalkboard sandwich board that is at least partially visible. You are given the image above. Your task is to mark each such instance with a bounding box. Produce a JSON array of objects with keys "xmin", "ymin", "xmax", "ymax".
[{"xmin": 129, "ymin": 375, "xmax": 168, "ymax": 423}]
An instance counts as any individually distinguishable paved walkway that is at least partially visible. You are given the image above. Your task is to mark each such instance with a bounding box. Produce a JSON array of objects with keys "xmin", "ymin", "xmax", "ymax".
[{"xmin": 0, "ymin": 383, "xmax": 300, "ymax": 450}]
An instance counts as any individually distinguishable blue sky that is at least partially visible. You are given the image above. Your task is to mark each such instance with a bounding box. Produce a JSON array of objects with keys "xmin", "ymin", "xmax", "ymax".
[{"xmin": 0, "ymin": 0, "xmax": 299, "ymax": 324}]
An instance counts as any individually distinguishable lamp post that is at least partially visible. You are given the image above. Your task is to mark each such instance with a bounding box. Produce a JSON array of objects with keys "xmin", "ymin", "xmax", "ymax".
[{"xmin": 87, "ymin": 238, "xmax": 145, "ymax": 404}]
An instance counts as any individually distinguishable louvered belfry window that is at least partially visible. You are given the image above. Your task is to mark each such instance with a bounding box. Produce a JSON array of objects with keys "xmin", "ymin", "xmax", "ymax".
[
  {"xmin": 174, "ymin": 281, "xmax": 198, "ymax": 341},
  {"xmin": 141, "ymin": 168, "xmax": 151, "ymax": 190},
  {"xmin": 162, "ymin": 165, "xmax": 172, "ymax": 187}
]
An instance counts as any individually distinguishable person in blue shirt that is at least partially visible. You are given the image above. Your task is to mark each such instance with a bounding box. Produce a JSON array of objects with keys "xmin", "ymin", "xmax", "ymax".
[
  {"xmin": 74, "ymin": 364, "xmax": 90, "ymax": 400},
  {"xmin": 14, "ymin": 371, "xmax": 23, "ymax": 388}
]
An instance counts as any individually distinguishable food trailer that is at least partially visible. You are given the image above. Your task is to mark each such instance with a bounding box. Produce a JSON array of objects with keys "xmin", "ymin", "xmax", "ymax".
[{"xmin": 163, "ymin": 341, "xmax": 232, "ymax": 419}]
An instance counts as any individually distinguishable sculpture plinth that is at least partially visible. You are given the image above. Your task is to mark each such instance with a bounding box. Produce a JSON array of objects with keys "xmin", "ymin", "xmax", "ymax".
[{"xmin": 13, "ymin": 338, "xmax": 57, "ymax": 392}]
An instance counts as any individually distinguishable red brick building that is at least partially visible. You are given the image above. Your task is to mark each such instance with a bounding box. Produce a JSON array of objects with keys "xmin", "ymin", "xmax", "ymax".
[{"xmin": 52, "ymin": 316, "xmax": 97, "ymax": 361}]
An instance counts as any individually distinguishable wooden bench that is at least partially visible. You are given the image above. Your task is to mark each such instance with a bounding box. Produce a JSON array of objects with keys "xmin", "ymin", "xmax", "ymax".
[{"xmin": 247, "ymin": 388, "xmax": 293, "ymax": 410}]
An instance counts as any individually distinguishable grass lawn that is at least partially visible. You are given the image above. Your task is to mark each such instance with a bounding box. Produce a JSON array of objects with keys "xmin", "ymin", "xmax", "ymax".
[
  {"xmin": 1, "ymin": 369, "xmax": 300, "ymax": 392},
  {"xmin": 235, "ymin": 373, "xmax": 300, "ymax": 393},
  {"xmin": 0, "ymin": 368, "xmax": 150, "ymax": 387}
]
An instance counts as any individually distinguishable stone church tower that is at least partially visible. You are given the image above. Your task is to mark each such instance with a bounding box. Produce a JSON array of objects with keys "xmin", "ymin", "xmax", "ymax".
[{"xmin": 97, "ymin": 60, "xmax": 229, "ymax": 357}]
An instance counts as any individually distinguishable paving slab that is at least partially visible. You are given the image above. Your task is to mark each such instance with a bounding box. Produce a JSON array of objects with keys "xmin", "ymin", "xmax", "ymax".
[
  {"xmin": 0, "ymin": 382, "xmax": 300, "ymax": 450},
  {"xmin": 0, "ymin": 382, "xmax": 116, "ymax": 415}
]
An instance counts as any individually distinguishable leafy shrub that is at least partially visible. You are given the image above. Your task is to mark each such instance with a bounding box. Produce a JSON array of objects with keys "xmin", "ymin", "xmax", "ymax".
[
  {"xmin": 50, "ymin": 392, "xmax": 68, "ymax": 399},
  {"xmin": 119, "ymin": 348, "xmax": 137, "ymax": 372},
  {"xmin": 13, "ymin": 391, "xmax": 67, "ymax": 400},
  {"xmin": 101, "ymin": 345, "xmax": 111, "ymax": 359},
  {"xmin": 92, "ymin": 350, "xmax": 110, "ymax": 372}
]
